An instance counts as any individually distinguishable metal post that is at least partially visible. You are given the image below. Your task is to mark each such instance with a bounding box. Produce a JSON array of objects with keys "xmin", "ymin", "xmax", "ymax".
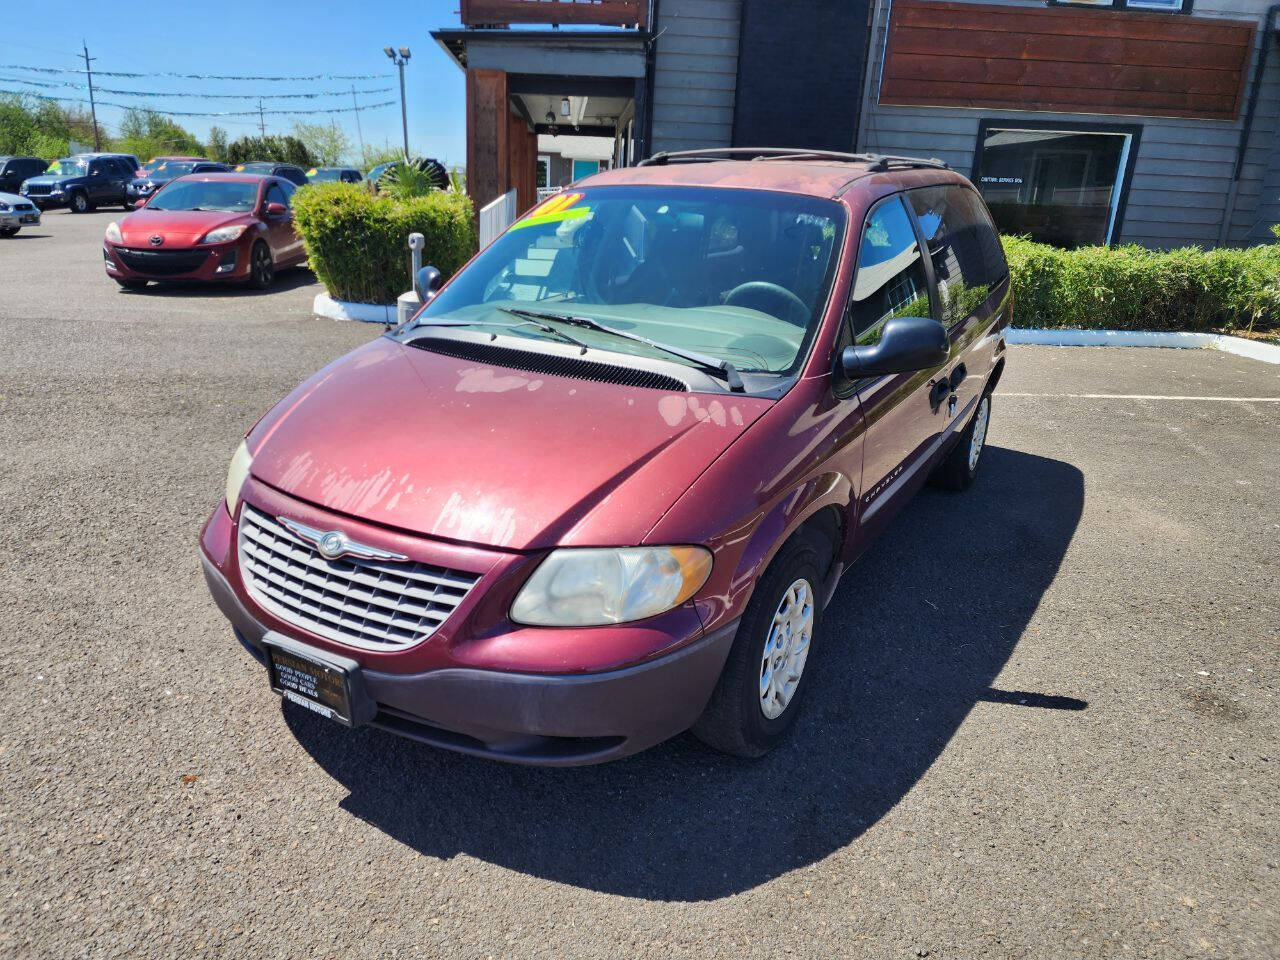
[
  {"xmin": 80, "ymin": 42, "xmax": 100, "ymax": 151},
  {"xmin": 397, "ymin": 60, "xmax": 410, "ymax": 161},
  {"xmin": 258, "ymin": 99, "xmax": 266, "ymax": 138}
]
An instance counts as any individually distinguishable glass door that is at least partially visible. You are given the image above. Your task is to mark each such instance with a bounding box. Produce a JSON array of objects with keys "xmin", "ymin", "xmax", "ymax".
[{"xmin": 973, "ymin": 122, "xmax": 1140, "ymax": 248}]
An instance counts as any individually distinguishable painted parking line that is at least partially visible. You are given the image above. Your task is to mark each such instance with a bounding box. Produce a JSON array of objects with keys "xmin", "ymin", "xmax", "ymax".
[{"xmin": 999, "ymin": 393, "xmax": 1280, "ymax": 402}]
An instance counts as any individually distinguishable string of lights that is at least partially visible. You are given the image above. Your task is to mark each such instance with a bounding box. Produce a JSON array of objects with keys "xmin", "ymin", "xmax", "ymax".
[
  {"xmin": 0, "ymin": 62, "xmax": 394, "ymax": 82},
  {"xmin": 1, "ymin": 89, "xmax": 397, "ymax": 119},
  {"xmin": 0, "ymin": 74, "xmax": 395, "ymax": 99}
]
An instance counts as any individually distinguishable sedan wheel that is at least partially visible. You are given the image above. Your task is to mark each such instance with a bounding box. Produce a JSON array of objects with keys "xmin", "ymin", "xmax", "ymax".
[{"xmin": 248, "ymin": 242, "xmax": 274, "ymax": 290}]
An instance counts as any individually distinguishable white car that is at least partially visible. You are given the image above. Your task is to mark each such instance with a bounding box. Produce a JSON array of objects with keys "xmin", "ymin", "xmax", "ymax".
[{"xmin": 0, "ymin": 190, "xmax": 40, "ymax": 236}]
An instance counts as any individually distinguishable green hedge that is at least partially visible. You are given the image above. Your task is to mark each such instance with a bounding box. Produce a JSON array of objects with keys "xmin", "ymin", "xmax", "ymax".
[
  {"xmin": 1003, "ymin": 236, "xmax": 1280, "ymax": 334},
  {"xmin": 293, "ymin": 183, "xmax": 476, "ymax": 306}
]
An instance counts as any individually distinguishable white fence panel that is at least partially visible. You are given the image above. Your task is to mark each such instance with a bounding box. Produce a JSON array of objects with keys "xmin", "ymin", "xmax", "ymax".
[{"xmin": 479, "ymin": 189, "xmax": 518, "ymax": 249}]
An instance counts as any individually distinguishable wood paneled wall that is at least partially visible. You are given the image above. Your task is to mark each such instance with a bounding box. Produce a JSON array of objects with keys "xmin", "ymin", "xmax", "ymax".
[{"xmin": 880, "ymin": 0, "xmax": 1255, "ymax": 121}]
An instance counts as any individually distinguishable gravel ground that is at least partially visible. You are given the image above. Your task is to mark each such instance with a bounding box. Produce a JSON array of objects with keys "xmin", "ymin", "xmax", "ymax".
[{"xmin": 1, "ymin": 210, "xmax": 1277, "ymax": 959}]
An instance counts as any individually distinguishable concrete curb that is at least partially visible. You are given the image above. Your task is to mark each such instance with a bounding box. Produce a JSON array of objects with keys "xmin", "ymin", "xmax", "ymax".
[
  {"xmin": 1007, "ymin": 328, "xmax": 1280, "ymax": 365},
  {"xmin": 312, "ymin": 293, "xmax": 396, "ymax": 325}
]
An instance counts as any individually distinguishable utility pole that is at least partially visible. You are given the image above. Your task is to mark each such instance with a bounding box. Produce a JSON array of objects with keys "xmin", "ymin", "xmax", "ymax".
[
  {"xmin": 79, "ymin": 41, "xmax": 100, "ymax": 151},
  {"xmin": 257, "ymin": 99, "xmax": 266, "ymax": 138},
  {"xmin": 384, "ymin": 47, "xmax": 412, "ymax": 160},
  {"xmin": 351, "ymin": 85, "xmax": 367, "ymax": 166}
]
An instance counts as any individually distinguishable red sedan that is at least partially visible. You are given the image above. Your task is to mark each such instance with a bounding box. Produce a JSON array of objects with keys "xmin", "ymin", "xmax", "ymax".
[{"xmin": 103, "ymin": 173, "xmax": 306, "ymax": 290}]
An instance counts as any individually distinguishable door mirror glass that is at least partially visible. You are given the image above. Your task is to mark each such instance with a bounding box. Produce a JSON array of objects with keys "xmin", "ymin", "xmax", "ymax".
[
  {"xmin": 841, "ymin": 315, "xmax": 948, "ymax": 379},
  {"xmin": 414, "ymin": 265, "xmax": 443, "ymax": 301}
]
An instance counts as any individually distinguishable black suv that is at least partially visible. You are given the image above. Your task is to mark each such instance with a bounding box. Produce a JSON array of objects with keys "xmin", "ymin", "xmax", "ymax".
[
  {"xmin": 0, "ymin": 156, "xmax": 49, "ymax": 195},
  {"xmin": 233, "ymin": 162, "xmax": 308, "ymax": 187},
  {"xmin": 20, "ymin": 154, "xmax": 137, "ymax": 212}
]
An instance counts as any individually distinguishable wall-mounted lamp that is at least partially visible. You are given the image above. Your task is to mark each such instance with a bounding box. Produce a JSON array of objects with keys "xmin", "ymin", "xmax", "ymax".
[{"xmin": 560, "ymin": 97, "xmax": 571, "ymax": 117}]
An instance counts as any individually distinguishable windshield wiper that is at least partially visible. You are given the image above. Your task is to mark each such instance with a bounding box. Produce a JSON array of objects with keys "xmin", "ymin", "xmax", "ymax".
[
  {"xmin": 406, "ymin": 314, "xmax": 589, "ymax": 351},
  {"xmin": 499, "ymin": 307, "xmax": 745, "ymax": 392}
]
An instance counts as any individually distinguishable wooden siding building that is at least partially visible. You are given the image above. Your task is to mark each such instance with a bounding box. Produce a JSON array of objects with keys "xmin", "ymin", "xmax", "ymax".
[{"xmin": 435, "ymin": 0, "xmax": 1279, "ymax": 248}]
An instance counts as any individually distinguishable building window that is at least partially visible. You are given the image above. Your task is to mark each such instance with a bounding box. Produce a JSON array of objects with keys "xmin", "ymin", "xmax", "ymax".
[
  {"xmin": 1048, "ymin": 0, "xmax": 1192, "ymax": 13},
  {"xmin": 536, "ymin": 156, "xmax": 550, "ymax": 190},
  {"xmin": 971, "ymin": 120, "xmax": 1142, "ymax": 248}
]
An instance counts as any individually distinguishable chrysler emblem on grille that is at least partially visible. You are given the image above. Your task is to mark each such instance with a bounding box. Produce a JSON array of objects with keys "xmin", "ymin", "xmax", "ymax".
[
  {"xmin": 277, "ymin": 515, "xmax": 409, "ymax": 562},
  {"xmin": 149, "ymin": 234, "xmax": 164, "ymax": 246}
]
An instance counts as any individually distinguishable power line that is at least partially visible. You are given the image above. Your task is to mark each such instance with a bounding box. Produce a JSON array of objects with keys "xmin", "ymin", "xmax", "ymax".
[
  {"xmin": 0, "ymin": 74, "xmax": 395, "ymax": 99},
  {"xmin": 0, "ymin": 88, "xmax": 398, "ymax": 119},
  {"xmin": 0, "ymin": 61, "xmax": 394, "ymax": 82}
]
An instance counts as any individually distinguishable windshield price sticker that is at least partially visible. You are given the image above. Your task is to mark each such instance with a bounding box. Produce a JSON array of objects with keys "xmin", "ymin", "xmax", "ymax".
[{"xmin": 512, "ymin": 192, "xmax": 590, "ymax": 231}]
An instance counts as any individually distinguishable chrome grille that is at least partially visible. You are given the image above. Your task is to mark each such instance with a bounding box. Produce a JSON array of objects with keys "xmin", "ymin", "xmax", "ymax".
[{"xmin": 237, "ymin": 505, "xmax": 480, "ymax": 650}]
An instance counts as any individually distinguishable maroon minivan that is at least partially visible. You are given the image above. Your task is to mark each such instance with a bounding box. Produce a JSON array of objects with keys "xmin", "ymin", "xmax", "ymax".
[{"xmin": 200, "ymin": 149, "xmax": 1010, "ymax": 765}]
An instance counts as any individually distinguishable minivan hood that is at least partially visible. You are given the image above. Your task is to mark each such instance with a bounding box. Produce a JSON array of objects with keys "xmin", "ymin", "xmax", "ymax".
[
  {"xmin": 246, "ymin": 338, "xmax": 772, "ymax": 550},
  {"xmin": 119, "ymin": 210, "xmax": 252, "ymax": 246}
]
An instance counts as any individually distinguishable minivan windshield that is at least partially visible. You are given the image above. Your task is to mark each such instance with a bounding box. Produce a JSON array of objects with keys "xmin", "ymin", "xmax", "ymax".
[
  {"xmin": 415, "ymin": 186, "xmax": 845, "ymax": 377},
  {"xmin": 147, "ymin": 180, "xmax": 258, "ymax": 212}
]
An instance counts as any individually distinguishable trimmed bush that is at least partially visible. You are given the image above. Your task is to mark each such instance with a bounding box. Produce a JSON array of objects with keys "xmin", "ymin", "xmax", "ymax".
[
  {"xmin": 1003, "ymin": 236, "xmax": 1280, "ymax": 334},
  {"xmin": 292, "ymin": 183, "xmax": 477, "ymax": 305}
]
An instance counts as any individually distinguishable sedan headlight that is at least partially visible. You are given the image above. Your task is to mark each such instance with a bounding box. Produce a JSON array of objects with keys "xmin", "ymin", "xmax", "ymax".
[
  {"xmin": 201, "ymin": 224, "xmax": 248, "ymax": 244},
  {"xmin": 224, "ymin": 440, "xmax": 253, "ymax": 517},
  {"xmin": 511, "ymin": 546, "xmax": 712, "ymax": 627},
  {"xmin": 104, "ymin": 221, "xmax": 122, "ymax": 243}
]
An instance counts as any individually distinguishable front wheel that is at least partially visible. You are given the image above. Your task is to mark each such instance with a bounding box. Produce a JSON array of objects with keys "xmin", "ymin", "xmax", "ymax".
[
  {"xmin": 0, "ymin": 226, "xmax": 18, "ymax": 237},
  {"xmin": 692, "ymin": 531, "xmax": 827, "ymax": 758},
  {"xmin": 70, "ymin": 191, "xmax": 92, "ymax": 213},
  {"xmin": 247, "ymin": 241, "xmax": 274, "ymax": 290},
  {"xmin": 930, "ymin": 392, "xmax": 992, "ymax": 492}
]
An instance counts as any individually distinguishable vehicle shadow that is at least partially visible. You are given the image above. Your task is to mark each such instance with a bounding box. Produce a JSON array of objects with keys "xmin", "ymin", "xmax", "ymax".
[
  {"xmin": 284, "ymin": 446, "xmax": 1085, "ymax": 901},
  {"xmin": 118, "ymin": 266, "xmax": 317, "ymax": 297}
]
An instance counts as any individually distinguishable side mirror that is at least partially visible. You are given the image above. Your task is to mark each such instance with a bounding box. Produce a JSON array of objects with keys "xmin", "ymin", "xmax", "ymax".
[
  {"xmin": 841, "ymin": 316, "xmax": 949, "ymax": 379},
  {"xmin": 265, "ymin": 201, "xmax": 287, "ymax": 216},
  {"xmin": 414, "ymin": 265, "xmax": 443, "ymax": 301},
  {"xmin": 132, "ymin": 198, "xmax": 147, "ymax": 209}
]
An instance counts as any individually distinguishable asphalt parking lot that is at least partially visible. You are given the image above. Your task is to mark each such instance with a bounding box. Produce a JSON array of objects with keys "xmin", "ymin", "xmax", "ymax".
[{"xmin": 1, "ymin": 210, "xmax": 1277, "ymax": 959}]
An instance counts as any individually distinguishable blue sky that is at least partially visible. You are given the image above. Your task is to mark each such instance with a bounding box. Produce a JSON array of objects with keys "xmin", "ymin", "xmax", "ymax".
[{"xmin": 0, "ymin": 1, "xmax": 467, "ymax": 164}]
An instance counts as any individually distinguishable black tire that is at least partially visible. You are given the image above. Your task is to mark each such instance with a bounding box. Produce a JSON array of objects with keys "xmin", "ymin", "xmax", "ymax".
[
  {"xmin": 929, "ymin": 391, "xmax": 992, "ymax": 492},
  {"xmin": 247, "ymin": 241, "xmax": 274, "ymax": 290},
  {"xmin": 0, "ymin": 226, "xmax": 18, "ymax": 237},
  {"xmin": 115, "ymin": 278, "xmax": 148, "ymax": 290},
  {"xmin": 692, "ymin": 530, "xmax": 828, "ymax": 758},
  {"xmin": 70, "ymin": 191, "xmax": 92, "ymax": 213}
]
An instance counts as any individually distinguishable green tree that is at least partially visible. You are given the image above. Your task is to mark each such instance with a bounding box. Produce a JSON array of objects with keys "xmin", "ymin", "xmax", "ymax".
[
  {"xmin": 116, "ymin": 109, "xmax": 205, "ymax": 160},
  {"xmin": 226, "ymin": 134, "xmax": 315, "ymax": 167},
  {"xmin": 292, "ymin": 121, "xmax": 350, "ymax": 166},
  {"xmin": 206, "ymin": 126, "xmax": 229, "ymax": 162}
]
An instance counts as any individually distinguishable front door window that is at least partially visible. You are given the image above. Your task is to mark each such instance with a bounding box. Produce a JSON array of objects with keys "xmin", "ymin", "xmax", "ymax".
[{"xmin": 973, "ymin": 123, "xmax": 1139, "ymax": 248}]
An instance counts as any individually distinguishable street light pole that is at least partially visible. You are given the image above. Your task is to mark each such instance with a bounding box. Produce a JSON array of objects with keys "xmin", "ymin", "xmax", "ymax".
[{"xmin": 384, "ymin": 46, "xmax": 412, "ymax": 161}]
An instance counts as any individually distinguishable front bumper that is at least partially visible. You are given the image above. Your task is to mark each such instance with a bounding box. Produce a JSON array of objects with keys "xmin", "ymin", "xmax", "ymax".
[
  {"xmin": 25, "ymin": 194, "xmax": 65, "ymax": 209},
  {"xmin": 0, "ymin": 210, "xmax": 39, "ymax": 228},
  {"xmin": 104, "ymin": 239, "xmax": 246, "ymax": 282},
  {"xmin": 202, "ymin": 553, "xmax": 737, "ymax": 765}
]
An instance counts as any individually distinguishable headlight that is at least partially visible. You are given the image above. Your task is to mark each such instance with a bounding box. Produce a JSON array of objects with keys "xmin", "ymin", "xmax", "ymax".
[
  {"xmin": 49, "ymin": 185, "xmax": 63, "ymax": 194},
  {"xmin": 104, "ymin": 221, "xmax": 122, "ymax": 243},
  {"xmin": 201, "ymin": 224, "xmax": 248, "ymax": 244},
  {"xmin": 510, "ymin": 546, "xmax": 712, "ymax": 626},
  {"xmin": 224, "ymin": 440, "xmax": 253, "ymax": 517},
  {"xmin": 0, "ymin": 202, "xmax": 9, "ymax": 212}
]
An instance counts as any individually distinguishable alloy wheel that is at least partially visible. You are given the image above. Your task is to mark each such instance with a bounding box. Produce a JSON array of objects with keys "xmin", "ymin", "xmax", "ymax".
[
  {"xmin": 252, "ymin": 244, "xmax": 274, "ymax": 287},
  {"xmin": 758, "ymin": 578, "xmax": 814, "ymax": 720},
  {"xmin": 968, "ymin": 395, "xmax": 990, "ymax": 472}
]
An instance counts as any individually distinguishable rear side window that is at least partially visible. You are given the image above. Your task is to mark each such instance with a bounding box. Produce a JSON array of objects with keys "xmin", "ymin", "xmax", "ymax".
[
  {"xmin": 906, "ymin": 185, "xmax": 1007, "ymax": 326},
  {"xmin": 849, "ymin": 197, "xmax": 932, "ymax": 346}
]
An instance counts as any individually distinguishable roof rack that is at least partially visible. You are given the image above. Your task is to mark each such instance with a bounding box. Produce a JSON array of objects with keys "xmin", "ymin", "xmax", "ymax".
[{"xmin": 638, "ymin": 147, "xmax": 948, "ymax": 171}]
